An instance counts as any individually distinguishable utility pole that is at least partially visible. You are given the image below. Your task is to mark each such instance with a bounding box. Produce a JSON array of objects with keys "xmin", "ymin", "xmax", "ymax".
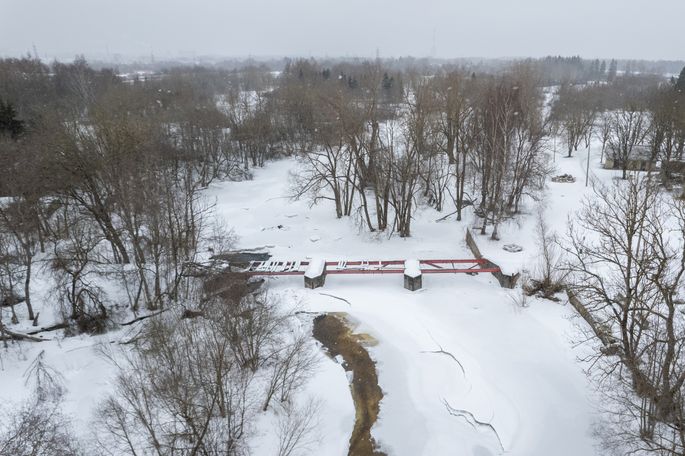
[
  {"xmin": 585, "ymin": 143, "xmax": 590, "ymax": 186},
  {"xmin": 585, "ymin": 132, "xmax": 592, "ymax": 187}
]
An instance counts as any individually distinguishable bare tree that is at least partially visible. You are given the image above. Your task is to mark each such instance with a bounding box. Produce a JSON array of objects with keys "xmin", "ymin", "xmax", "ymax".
[
  {"xmin": 0, "ymin": 232, "xmax": 21, "ymax": 324},
  {"xmin": 0, "ymin": 401, "xmax": 83, "ymax": 456},
  {"xmin": 596, "ymin": 112, "xmax": 612, "ymax": 164},
  {"xmin": 504, "ymin": 64, "xmax": 549, "ymax": 214},
  {"xmin": 647, "ymin": 85, "xmax": 685, "ymax": 181},
  {"xmin": 566, "ymin": 175, "xmax": 685, "ymax": 454},
  {"xmin": 387, "ymin": 116, "xmax": 421, "ymax": 237},
  {"xmin": 472, "ymin": 75, "xmax": 520, "ymax": 239},
  {"xmin": 433, "ymin": 71, "xmax": 474, "ymax": 218},
  {"xmin": 607, "ymin": 106, "xmax": 650, "ymax": 179},
  {"xmin": 97, "ymin": 286, "xmax": 318, "ymax": 455},
  {"xmin": 524, "ymin": 204, "xmax": 567, "ymax": 299},
  {"xmin": 290, "ymin": 140, "xmax": 355, "ymax": 219},
  {"xmin": 50, "ymin": 215, "xmax": 109, "ymax": 333},
  {"xmin": 553, "ymin": 84, "xmax": 597, "ymax": 157},
  {"xmin": 0, "ymin": 198, "xmax": 39, "ymax": 321},
  {"xmin": 96, "ymin": 311, "xmax": 255, "ymax": 456},
  {"xmin": 263, "ymin": 332, "xmax": 319, "ymax": 411},
  {"xmin": 0, "ymin": 351, "xmax": 82, "ymax": 456},
  {"xmin": 276, "ymin": 399, "xmax": 321, "ymax": 456}
]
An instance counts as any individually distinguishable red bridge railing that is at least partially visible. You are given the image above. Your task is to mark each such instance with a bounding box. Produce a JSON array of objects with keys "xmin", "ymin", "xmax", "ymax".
[{"xmin": 242, "ymin": 258, "xmax": 500, "ymax": 276}]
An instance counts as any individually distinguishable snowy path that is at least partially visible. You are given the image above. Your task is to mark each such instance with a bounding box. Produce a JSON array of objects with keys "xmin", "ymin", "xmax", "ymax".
[{"xmin": 209, "ymin": 157, "xmax": 602, "ymax": 456}]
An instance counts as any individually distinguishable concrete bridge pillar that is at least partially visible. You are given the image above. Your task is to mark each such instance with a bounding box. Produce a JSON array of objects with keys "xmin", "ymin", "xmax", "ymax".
[
  {"xmin": 404, "ymin": 259, "xmax": 422, "ymax": 291},
  {"xmin": 304, "ymin": 258, "xmax": 326, "ymax": 289}
]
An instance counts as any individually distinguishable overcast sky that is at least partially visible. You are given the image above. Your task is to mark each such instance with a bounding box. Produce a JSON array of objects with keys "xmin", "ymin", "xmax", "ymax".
[{"xmin": 1, "ymin": 0, "xmax": 683, "ymax": 61}]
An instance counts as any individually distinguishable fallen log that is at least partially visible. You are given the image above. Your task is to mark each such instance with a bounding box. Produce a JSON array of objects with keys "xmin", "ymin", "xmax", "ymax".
[
  {"xmin": 26, "ymin": 322, "xmax": 69, "ymax": 335},
  {"xmin": 566, "ymin": 289, "xmax": 618, "ymax": 349},
  {"xmin": 120, "ymin": 309, "xmax": 169, "ymax": 326},
  {"xmin": 1, "ymin": 327, "xmax": 45, "ymax": 342},
  {"xmin": 181, "ymin": 309, "xmax": 204, "ymax": 319}
]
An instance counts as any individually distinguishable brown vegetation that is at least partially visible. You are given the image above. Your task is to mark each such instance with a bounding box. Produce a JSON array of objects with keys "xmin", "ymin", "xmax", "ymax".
[{"xmin": 313, "ymin": 313, "xmax": 385, "ymax": 456}]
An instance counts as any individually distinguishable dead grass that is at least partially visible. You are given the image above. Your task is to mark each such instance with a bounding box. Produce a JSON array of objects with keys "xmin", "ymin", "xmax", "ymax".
[{"xmin": 523, "ymin": 278, "xmax": 565, "ymax": 301}]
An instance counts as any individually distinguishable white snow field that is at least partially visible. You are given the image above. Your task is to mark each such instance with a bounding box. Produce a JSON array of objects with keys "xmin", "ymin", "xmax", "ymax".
[
  {"xmin": 0, "ymin": 140, "xmax": 613, "ymax": 455},
  {"xmin": 205, "ymin": 147, "xmax": 607, "ymax": 456}
]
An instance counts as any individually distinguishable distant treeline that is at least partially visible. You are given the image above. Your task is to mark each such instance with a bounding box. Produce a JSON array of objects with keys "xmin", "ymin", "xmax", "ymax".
[{"xmin": 10, "ymin": 52, "xmax": 683, "ymax": 83}]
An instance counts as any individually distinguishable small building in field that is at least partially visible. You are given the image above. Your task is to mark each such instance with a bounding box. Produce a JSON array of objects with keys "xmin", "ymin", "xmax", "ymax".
[
  {"xmin": 604, "ymin": 145, "xmax": 656, "ymax": 172},
  {"xmin": 661, "ymin": 159, "xmax": 685, "ymax": 181}
]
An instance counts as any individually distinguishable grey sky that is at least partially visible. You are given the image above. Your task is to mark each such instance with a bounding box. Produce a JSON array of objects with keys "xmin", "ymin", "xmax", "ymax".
[{"xmin": 1, "ymin": 0, "xmax": 683, "ymax": 61}]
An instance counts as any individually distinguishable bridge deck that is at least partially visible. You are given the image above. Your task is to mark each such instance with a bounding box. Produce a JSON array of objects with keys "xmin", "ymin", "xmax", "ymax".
[{"xmin": 242, "ymin": 258, "xmax": 500, "ymax": 276}]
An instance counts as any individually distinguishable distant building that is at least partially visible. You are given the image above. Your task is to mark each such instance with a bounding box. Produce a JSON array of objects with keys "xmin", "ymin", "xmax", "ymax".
[
  {"xmin": 604, "ymin": 145, "xmax": 656, "ymax": 172},
  {"xmin": 661, "ymin": 159, "xmax": 685, "ymax": 180}
]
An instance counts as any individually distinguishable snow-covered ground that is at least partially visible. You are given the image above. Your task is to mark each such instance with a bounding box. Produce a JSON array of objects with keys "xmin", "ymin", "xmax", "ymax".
[
  {"xmin": 205, "ymin": 148, "xmax": 609, "ymax": 455},
  {"xmin": 0, "ymin": 139, "xmax": 617, "ymax": 455}
]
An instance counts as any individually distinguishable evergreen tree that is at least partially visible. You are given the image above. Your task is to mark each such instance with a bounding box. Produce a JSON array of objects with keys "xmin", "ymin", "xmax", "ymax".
[
  {"xmin": 0, "ymin": 99, "xmax": 24, "ymax": 139},
  {"xmin": 607, "ymin": 59, "xmax": 618, "ymax": 82},
  {"xmin": 600, "ymin": 60, "xmax": 607, "ymax": 76},
  {"xmin": 382, "ymin": 72, "xmax": 394, "ymax": 90},
  {"xmin": 676, "ymin": 66, "xmax": 685, "ymax": 93}
]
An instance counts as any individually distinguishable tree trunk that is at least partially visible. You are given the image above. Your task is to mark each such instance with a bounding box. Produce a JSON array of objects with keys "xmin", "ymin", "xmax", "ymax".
[{"xmin": 24, "ymin": 254, "xmax": 34, "ymax": 321}]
